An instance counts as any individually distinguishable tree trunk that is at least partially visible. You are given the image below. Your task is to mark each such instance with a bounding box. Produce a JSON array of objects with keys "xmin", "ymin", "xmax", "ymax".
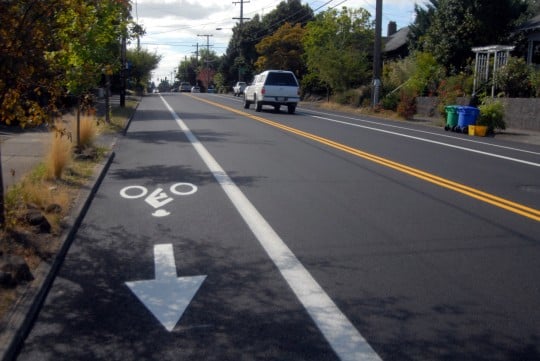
[
  {"xmin": 0, "ymin": 144, "xmax": 5, "ymax": 228},
  {"xmin": 76, "ymin": 96, "xmax": 81, "ymax": 151}
]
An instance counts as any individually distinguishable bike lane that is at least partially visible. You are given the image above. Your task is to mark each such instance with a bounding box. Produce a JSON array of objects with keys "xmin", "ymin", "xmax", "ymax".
[{"xmin": 16, "ymin": 94, "xmax": 341, "ymax": 361}]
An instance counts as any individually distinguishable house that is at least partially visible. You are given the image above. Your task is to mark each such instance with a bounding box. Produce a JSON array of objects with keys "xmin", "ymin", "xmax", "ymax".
[
  {"xmin": 516, "ymin": 14, "xmax": 540, "ymax": 65},
  {"xmin": 383, "ymin": 21, "xmax": 410, "ymax": 60}
]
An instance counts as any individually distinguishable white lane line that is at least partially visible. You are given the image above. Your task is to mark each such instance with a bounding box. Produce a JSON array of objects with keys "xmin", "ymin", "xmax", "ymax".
[
  {"xmin": 308, "ymin": 114, "xmax": 540, "ymax": 168},
  {"xmin": 160, "ymin": 95, "xmax": 382, "ymax": 361},
  {"xmin": 302, "ymin": 108, "xmax": 540, "ymax": 157}
]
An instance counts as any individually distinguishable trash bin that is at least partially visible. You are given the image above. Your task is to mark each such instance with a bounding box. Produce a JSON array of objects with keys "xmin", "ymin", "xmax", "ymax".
[
  {"xmin": 444, "ymin": 105, "xmax": 459, "ymax": 131},
  {"xmin": 457, "ymin": 106, "xmax": 479, "ymax": 133}
]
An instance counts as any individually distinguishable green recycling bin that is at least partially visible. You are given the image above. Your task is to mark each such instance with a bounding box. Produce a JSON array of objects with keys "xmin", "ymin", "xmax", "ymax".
[{"xmin": 444, "ymin": 105, "xmax": 459, "ymax": 131}]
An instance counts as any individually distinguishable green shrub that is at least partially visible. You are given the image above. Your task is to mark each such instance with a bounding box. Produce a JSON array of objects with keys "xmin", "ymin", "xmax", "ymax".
[
  {"xmin": 530, "ymin": 68, "xmax": 540, "ymax": 98},
  {"xmin": 495, "ymin": 57, "xmax": 533, "ymax": 97},
  {"xmin": 381, "ymin": 92, "xmax": 399, "ymax": 111},
  {"xmin": 478, "ymin": 99, "xmax": 505, "ymax": 131},
  {"xmin": 382, "ymin": 57, "xmax": 416, "ymax": 93},
  {"xmin": 332, "ymin": 87, "xmax": 370, "ymax": 107},
  {"xmin": 408, "ymin": 52, "xmax": 446, "ymax": 96}
]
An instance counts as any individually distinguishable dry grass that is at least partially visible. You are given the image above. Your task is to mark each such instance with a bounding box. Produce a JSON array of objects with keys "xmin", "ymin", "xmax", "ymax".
[
  {"xmin": 46, "ymin": 124, "xmax": 73, "ymax": 180},
  {"xmin": 76, "ymin": 114, "xmax": 98, "ymax": 148},
  {"xmin": 3, "ymin": 165, "xmax": 72, "ymax": 233},
  {"xmin": 317, "ymin": 101, "xmax": 405, "ymax": 121}
]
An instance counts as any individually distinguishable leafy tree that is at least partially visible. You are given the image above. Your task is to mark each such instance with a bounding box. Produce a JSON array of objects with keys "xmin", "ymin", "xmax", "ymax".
[
  {"xmin": 0, "ymin": 0, "xmax": 131, "ymax": 227},
  {"xmin": 408, "ymin": 0, "xmax": 439, "ymax": 51},
  {"xmin": 127, "ymin": 49, "xmax": 161, "ymax": 93},
  {"xmin": 260, "ymin": 0, "xmax": 314, "ymax": 35},
  {"xmin": 130, "ymin": 23, "xmax": 146, "ymax": 51},
  {"xmin": 177, "ymin": 57, "xmax": 199, "ymax": 85},
  {"xmin": 254, "ymin": 23, "xmax": 306, "ymax": 74},
  {"xmin": 412, "ymin": 0, "xmax": 528, "ymax": 73},
  {"xmin": 222, "ymin": 14, "xmax": 265, "ymax": 84},
  {"xmin": 0, "ymin": 0, "xmax": 130, "ymax": 127},
  {"xmin": 222, "ymin": 0, "xmax": 314, "ymax": 86},
  {"xmin": 196, "ymin": 48, "xmax": 220, "ymax": 90},
  {"xmin": 48, "ymin": 0, "xmax": 130, "ymax": 147},
  {"xmin": 1, "ymin": 0, "xmax": 70, "ymax": 127},
  {"xmin": 303, "ymin": 7, "xmax": 373, "ymax": 93}
]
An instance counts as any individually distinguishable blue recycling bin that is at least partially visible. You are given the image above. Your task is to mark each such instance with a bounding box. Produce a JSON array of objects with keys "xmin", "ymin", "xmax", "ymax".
[{"xmin": 457, "ymin": 106, "xmax": 479, "ymax": 133}]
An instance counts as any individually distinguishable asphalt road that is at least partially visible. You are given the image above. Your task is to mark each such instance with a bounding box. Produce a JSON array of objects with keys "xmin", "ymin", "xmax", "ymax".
[{"xmin": 16, "ymin": 93, "xmax": 540, "ymax": 360}]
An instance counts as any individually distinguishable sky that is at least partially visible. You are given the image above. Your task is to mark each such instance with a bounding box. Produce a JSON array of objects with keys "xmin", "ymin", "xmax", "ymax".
[{"xmin": 131, "ymin": 0, "xmax": 425, "ymax": 83}]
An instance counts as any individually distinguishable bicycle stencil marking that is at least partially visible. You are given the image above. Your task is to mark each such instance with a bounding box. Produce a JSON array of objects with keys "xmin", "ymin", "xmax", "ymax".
[{"xmin": 120, "ymin": 183, "xmax": 198, "ymax": 217}]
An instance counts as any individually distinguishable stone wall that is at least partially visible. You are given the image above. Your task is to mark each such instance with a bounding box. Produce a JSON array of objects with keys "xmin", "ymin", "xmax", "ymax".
[
  {"xmin": 499, "ymin": 98, "xmax": 540, "ymax": 131},
  {"xmin": 415, "ymin": 97, "xmax": 540, "ymax": 131}
]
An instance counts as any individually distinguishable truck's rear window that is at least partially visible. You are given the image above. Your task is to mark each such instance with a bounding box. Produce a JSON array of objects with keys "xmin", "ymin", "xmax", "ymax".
[{"xmin": 265, "ymin": 72, "xmax": 297, "ymax": 86}]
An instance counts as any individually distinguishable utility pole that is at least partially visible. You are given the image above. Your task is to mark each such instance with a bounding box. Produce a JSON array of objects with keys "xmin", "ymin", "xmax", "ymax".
[
  {"xmin": 120, "ymin": 33, "xmax": 126, "ymax": 107},
  {"xmin": 192, "ymin": 43, "xmax": 199, "ymax": 67},
  {"xmin": 233, "ymin": 0, "xmax": 250, "ymax": 81},
  {"xmin": 372, "ymin": 0, "xmax": 383, "ymax": 108},
  {"xmin": 197, "ymin": 34, "xmax": 213, "ymax": 91},
  {"xmin": 233, "ymin": 0, "xmax": 250, "ymax": 26}
]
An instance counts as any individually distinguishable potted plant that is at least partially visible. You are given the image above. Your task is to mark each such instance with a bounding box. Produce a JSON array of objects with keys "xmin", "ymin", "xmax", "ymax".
[{"xmin": 477, "ymin": 99, "xmax": 506, "ymax": 136}]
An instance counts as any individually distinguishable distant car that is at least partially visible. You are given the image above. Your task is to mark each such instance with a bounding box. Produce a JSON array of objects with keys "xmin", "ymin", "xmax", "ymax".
[
  {"xmin": 179, "ymin": 82, "xmax": 191, "ymax": 92},
  {"xmin": 191, "ymin": 86, "xmax": 200, "ymax": 93},
  {"xmin": 233, "ymin": 81, "xmax": 247, "ymax": 96},
  {"xmin": 207, "ymin": 86, "xmax": 215, "ymax": 93}
]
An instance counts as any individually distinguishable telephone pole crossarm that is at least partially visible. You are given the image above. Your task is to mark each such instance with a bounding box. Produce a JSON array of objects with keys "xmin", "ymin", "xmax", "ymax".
[{"xmin": 233, "ymin": 0, "xmax": 250, "ymax": 25}]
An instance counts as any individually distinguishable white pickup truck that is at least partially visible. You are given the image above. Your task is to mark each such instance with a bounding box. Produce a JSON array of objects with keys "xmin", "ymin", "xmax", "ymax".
[
  {"xmin": 233, "ymin": 81, "xmax": 247, "ymax": 96},
  {"xmin": 243, "ymin": 70, "xmax": 300, "ymax": 114}
]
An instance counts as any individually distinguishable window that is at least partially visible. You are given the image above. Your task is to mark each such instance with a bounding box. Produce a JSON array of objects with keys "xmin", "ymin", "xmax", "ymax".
[{"xmin": 265, "ymin": 72, "xmax": 298, "ymax": 86}]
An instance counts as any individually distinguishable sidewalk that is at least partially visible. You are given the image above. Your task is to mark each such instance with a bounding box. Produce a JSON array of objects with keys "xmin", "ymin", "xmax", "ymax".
[
  {"xmin": 0, "ymin": 95, "xmax": 123, "ymax": 193},
  {"xmin": 0, "ymin": 125, "xmax": 52, "ymax": 193}
]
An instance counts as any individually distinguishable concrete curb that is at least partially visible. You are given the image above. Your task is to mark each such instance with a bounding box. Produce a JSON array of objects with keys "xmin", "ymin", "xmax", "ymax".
[{"xmin": 0, "ymin": 149, "xmax": 116, "ymax": 361}]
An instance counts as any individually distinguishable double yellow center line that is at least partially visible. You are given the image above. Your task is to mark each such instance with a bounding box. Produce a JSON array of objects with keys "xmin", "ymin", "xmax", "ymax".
[{"xmin": 189, "ymin": 95, "xmax": 540, "ymax": 222}]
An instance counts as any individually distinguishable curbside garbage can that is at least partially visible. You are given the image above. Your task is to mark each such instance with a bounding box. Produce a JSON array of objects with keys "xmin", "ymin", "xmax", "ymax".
[
  {"xmin": 457, "ymin": 106, "xmax": 479, "ymax": 133},
  {"xmin": 444, "ymin": 105, "xmax": 459, "ymax": 131}
]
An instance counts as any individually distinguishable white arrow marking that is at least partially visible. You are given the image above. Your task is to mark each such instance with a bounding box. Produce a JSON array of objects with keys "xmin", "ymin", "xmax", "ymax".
[{"xmin": 126, "ymin": 244, "xmax": 206, "ymax": 332}]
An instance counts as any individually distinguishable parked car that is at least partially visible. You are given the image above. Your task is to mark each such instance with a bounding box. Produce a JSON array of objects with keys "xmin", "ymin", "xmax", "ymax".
[
  {"xmin": 207, "ymin": 86, "xmax": 215, "ymax": 93},
  {"xmin": 179, "ymin": 82, "xmax": 191, "ymax": 92},
  {"xmin": 233, "ymin": 81, "xmax": 247, "ymax": 96},
  {"xmin": 243, "ymin": 70, "xmax": 300, "ymax": 114},
  {"xmin": 191, "ymin": 86, "xmax": 200, "ymax": 93}
]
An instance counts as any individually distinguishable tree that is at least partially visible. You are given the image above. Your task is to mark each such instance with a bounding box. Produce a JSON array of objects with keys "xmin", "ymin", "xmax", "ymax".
[
  {"xmin": 222, "ymin": 14, "xmax": 265, "ymax": 85},
  {"xmin": 0, "ymin": 0, "xmax": 131, "ymax": 227},
  {"xmin": 1, "ymin": 0, "xmax": 70, "ymax": 127},
  {"xmin": 196, "ymin": 48, "xmax": 219, "ymax": 90},
  {"xmin": 260, "ymin": 0, "xmax": 314, "ymax": 35},
  {"xmin": 254, "ymin": 23, "xmax": 306, "ymax": 74},
  {"xmin": 303, "ymin": 7, "xmax": 373, "ymax": 93},
  {"xmin": 408, "ymin": 0, "xmax": 439, "ymax": 52},
  {"xmin": 412, "ymin": 0, "xmax": 528, "ymax": 73},
  {"xmin": 177, "ymin": 57, "xmax": 199, "ymax": 85},
  {"xmin": 48, "ymin": 0, "xmax": 130, "ymax": 147},
  {"xmin": 222, "ymin": 1, "xmax": 314, "ymax": 86},
  {"xmin": 127, "ymin": 49, "xmax": 161, "ymax": 93}
]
